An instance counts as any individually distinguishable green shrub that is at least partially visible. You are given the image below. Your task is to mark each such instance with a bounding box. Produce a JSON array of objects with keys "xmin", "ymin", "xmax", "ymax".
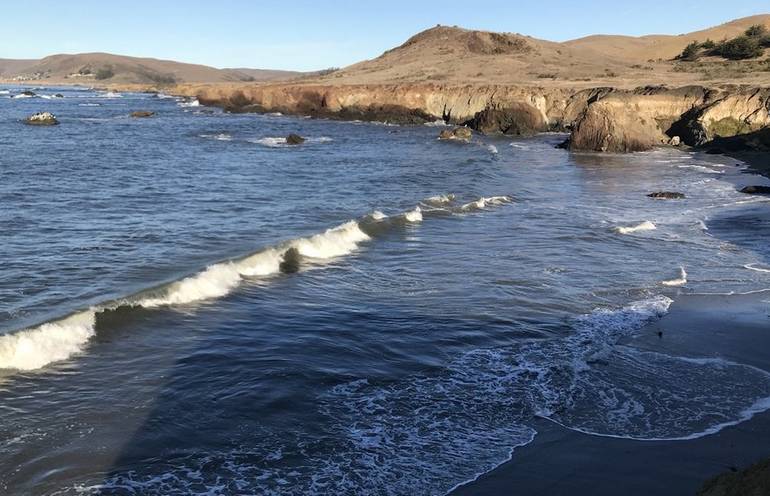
[
  {"xmin": 715, "ymin": 36, "xmax": 763, "ymax": 60},
  {"xmin": 745, "ymin": 24, "xmax": 767, "ymax": 38},
  {"xmin": 679, "ymin": 41, "xmax": 702, "ymax": 61},
  {"xmin": 95, "ymin": 66, "xmax": 115, "ymax": 80},
  {"xmin": 760, "ymin": 35, "xmax": 770, "ymax": 48},
  {"xmin": 700, "ymin": 39, "xmax": 716, "ymax": 50}
]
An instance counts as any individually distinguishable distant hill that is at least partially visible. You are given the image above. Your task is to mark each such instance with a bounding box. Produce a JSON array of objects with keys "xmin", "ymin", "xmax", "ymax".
[
  {"xmin": 0, "ymin": 52, "xmax": 305, "ymax": 84},
  {"xmin": 564, "ymin": 14, "xmax": 770, "ymax": 61},
  {"xmin": 312, "ymin": 14, "xmax": 770, "ymax": 86}
]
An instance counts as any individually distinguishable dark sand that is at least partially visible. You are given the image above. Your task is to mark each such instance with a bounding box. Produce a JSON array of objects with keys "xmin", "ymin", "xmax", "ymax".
[{"xmin": 453, "ymin": 290, "xmax": 770, "ymax": 496}]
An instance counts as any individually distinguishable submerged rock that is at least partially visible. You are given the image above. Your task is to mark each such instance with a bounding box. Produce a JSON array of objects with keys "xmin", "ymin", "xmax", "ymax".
[
  {"xmin": 130, "ymin": 111, "xmax": 155, "ymax": 118},
  {"xmin": 286, "ymin": 134, "xmax": 306, "ymax": 145},
  {"xmin": 438, "ymin": 127, "xmax": 472, "ymax": 142},
  {"xmin": 24, "ymin": 112, "xmax": 59, "ymax": 126},
  {"xmin": 647, "ymin": 191, "xmax": 686, "ymax": 199},
  {"xmin": 22, "ymin": 90, "xmax": 36, "ymax": 97},
  {"xmin": 740, "ymin": 185, "xmax": 770, "ymax": 195}
]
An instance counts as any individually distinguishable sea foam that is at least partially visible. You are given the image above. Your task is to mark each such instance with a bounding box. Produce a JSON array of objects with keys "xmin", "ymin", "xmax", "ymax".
[{"xmin": 615, "ymin": 221, "xmax": 657, "ymax": 234}]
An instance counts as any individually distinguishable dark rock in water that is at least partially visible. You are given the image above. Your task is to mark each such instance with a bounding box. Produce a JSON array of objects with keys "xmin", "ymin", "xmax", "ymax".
[
  {"xmin": 465, "ymin": 103, "xmax": 547, "ymax": 136},
  {"xmin": 556, "ymin": 137, "xmax": 570, "ymax": 149},
  {"xmin": 647, "ymin": 191, "xmax": 686, "ymax": 199},
  {"xmin": 279, "ymin": 247, "xmax": 301, "ymax": 274},
  {"xmin": 740, "ymin": 185, "xmax": 770, "ymax": 195},
  {"xmin": 438, "ymin": 127, "xmax": 472, "ymax": 142},
  {"xmin": 53, "ymin": 93, "xmax": 64, "ymax": 98},
  {"xmin": 130, "ymin": 111, "xmax": 155, "ymax": 118},
  {"xmin": 286, "ymin": 134, "xmax": 306, "ymax": 145},
  {"xmin": 705, "ymin": 148, "xmax": 725, "ymax": 155},
  {"xmin": 21, "ymin": 90, "xmax": 36, "ymax": 97},
  {"xmin": 24, "ymin": 112, "xmax": 58, "ymax": 126}
]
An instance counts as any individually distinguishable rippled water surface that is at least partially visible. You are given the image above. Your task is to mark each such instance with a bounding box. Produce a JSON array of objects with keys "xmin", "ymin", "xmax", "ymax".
[{"xmin": 2, "ymin": 87, "xmax": 770, "ymax": 495}]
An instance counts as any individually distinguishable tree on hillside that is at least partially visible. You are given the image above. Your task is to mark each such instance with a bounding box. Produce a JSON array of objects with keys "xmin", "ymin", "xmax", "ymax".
[
  {"xmin": 716, "ymin": 36, "xmax": 763, "ymax": 60},
  {"xmin": 700, "ymin": 39, "xmax": 716, "ymax": 50},
  {"xmin": 678, "ymin": 41, "xmax": 702, "ymax": 61},
  {"xmin": 745, "ymin": 24, "xmax": 768, "ymax": 38}
]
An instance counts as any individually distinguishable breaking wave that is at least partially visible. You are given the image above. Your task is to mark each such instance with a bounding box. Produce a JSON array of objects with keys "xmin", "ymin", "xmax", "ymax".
[
  {"xmin": 0, "ymin": 195, "xmax": 514, "ymax": 372},
  {"xmin": 745, "ymin": 263, "xmax": 770, "ymax": 274},
  {"xmin": 615, "ymin": 221, "xmax": 657, "ymax": 234},
  {"xmin": 178, "ymin": 98, "xmax": 200, "ymax": 108},
  {"xmin": 199, "ymin": 133, "xmax": 233, "ymax": 141},
  {"xmin": 661, "ymin": 266, "xmax": 688, "ymax": 287}
]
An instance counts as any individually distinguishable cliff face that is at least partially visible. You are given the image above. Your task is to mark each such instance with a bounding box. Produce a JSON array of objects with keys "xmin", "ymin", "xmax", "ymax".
[
  {"xmin": 570, "ymin": 86, "xmax": 770, "ymax": 152},
  {"xmin": 172, "ymin": 82, "xmax": 770, "ymax": 153}
]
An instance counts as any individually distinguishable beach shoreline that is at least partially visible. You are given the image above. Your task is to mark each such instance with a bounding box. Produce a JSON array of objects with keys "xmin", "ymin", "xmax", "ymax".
[{"xmin": 452, "ymin": 289, "xmax": 770, "ymax": 496}]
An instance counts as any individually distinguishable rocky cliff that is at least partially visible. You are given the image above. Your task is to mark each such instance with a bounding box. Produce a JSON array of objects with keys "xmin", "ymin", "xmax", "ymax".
[{"xmin": 171, "ymin": 82, "xmax": 769, "ymax": 153}]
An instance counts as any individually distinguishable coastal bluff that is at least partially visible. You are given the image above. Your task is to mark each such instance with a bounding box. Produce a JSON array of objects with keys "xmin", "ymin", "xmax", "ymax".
[{"xmin": 168, "ymin": 82, "xmax": 770, "ymax": 154}]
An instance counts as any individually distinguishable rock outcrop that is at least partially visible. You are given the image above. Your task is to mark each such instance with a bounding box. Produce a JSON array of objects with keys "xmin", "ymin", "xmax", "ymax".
[
  {"xmin": 166, "ymin": 82, "xmax": 769, "ymax": 156},
  {"xmin": 24, "ymin": 112, "xmax": 58, "ymax": 126},
  {"xmin": 438, "ymin": 127, "xmax": 473, "ymax": 142},
  {"xmin": 570, "ymin": 86, "xmax": 770, "ymax": 152},
  {"xmin": 286, "ymin": 134, "xmax": 305, "ymax": 145},
  {"xmin": 740, "ymin": 185, "xmax": 770, "ymax": 194},
  {"xmin": 464, "ymin": 103, "xmax": 548, "ymax": 135},
  {"xmin": 647, "ymin": 191, "xmax": 686, "ymax": 199},
  {"xmin": 130, "ymin": 111, "xmax": 155, "ymax": 118}
]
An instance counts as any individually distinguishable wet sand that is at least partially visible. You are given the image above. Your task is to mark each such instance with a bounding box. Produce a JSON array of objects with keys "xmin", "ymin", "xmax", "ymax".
[{"xmin": 453, "ymin": 290, "xmax": 770, "ymax": 496}]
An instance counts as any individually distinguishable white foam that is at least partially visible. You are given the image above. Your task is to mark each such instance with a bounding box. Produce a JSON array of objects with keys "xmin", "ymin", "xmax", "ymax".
[
  {"xmin": 79, "ymin": 103, "xmax": 101, "ymax": 107},
  {"xmin": 102, "ymin": 92, "xmax": 122, "ymax": 98},
  {"xmin": 0, "ymin": 90, "xmax": 9, "ymax": 95},
  {"xmin": 404, "ymin": 206, "xmax": 423, "ymax": 223},
  {"xmin": 178, "ymin": 98, "xmax": 200, "ymax": 107},
  {"xmin": 200, "ymin": 133, "xmax": 233, "ymax": 141},
  {"xmin": 251, "ymin": 136, "xmax": 332, "ymax": 148},
  {"xmin": 237, "ymin": 248, "xmax": 284, "ymax": 277},
  {"xmin": 678, "ymin": 164, "xmax": 724, "ymax": 174},
  {"xmin": 251, "ymin": 137, "xmax": 287, "ymax": 147},
  {"xmin": 0, "ymin": 311, "xmax": 96, "ymax": 370},
  {"xmin": 12, "ymin": 93, "xmax": 33, "ymax": 99},
  {"xmin": 139, "ymin": 263, "xmax": 243, "ymax": 308},
  {"xmin": 424, "ymin": 194, "xmax": 456, "ymax": 207},
  {"xmin": 615, "ymin": 221, "xmax": 657, "ymax": 234},
  {"xmin": 460, "ymin": 196, "xmax": 512, "ymax": 211},
  {"xmin": 745, "ymin": 263, "xmax": 770, "ymax": 274},
  {"xmin": 424, "ymin": 119, "xmax": 450, "ymax": 127},
  {"xmin": 290, "ymin": 221, "xmax": 370, "ymax": 259},
  {"xmin": 661, "ymin": 267, "xmax": 688, "ymax": 287},
  {"xmin": 487, "ymin": 145, "xmax": 499, "ymax": 154},
  {"xmin": 370, "ymin": 210, "xmax": 388, "ymax": 220}
]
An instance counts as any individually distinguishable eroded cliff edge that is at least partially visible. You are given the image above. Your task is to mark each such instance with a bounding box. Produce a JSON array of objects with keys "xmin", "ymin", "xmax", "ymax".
[{"xmin": 169, "ymin": 82, "xmax": 770, "ymax": 155}]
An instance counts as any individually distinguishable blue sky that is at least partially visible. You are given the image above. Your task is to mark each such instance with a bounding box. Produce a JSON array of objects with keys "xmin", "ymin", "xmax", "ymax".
[{"xmin": 0, "ymin": 1, "xmax": 766, "ymax": 71}]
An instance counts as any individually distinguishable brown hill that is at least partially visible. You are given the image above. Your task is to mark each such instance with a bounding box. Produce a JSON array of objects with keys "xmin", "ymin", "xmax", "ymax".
[
  {"xmin": 312, "ymin": 15, "xmax": 770, "ymax": 87},
  {"xmin": 565, "ymin": 14, "xmax": 770, "ymax": 61},
  {"xmin": 1, "ymin": 53, "xmax": 304, "ymax": 84},
  {"xmin": 0, "ymin": 58, "xmax": 38, "ymax": 77}
]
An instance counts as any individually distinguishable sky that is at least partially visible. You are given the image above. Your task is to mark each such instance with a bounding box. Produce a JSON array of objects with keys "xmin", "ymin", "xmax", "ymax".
[{"xmin": 0, "ymin": 1, "xmax": 767, "ymax": 71}]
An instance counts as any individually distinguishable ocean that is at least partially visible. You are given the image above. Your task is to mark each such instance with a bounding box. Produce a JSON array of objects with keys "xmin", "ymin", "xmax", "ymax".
[{"xmin": 1, "ymin": 86, "xmax": 770, "ymax": 495}]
